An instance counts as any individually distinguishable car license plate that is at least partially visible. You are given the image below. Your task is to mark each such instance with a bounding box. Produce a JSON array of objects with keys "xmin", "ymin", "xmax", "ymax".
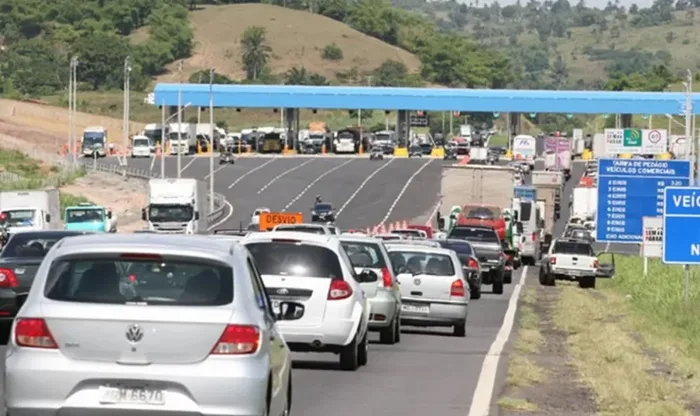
[
  {"xmin": 480, "ymin": 267, "xmax": 490, "ymax": 272},
  {"xmin": 402, "ymin": 304, "xmax": 429, "ymax": 314},
  {"xmin": 98, "ymin": 386, "xmax": 165, "ymax": 405}
]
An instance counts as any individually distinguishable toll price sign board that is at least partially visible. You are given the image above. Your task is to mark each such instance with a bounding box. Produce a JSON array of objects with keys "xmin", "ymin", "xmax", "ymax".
[
  {"xmin": 663, "ymin": 187, "xmax": 700, "ymax": 264},
  {"xmin": 596, "ymin": 158, "xmax": 690, "ymax": 244},
  {"xmin": 259, "ymin": 212, "xmax": 304, "ymax": 231}
]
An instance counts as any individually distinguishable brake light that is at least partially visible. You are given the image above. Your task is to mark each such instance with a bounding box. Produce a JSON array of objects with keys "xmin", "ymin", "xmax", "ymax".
[
  {"xmin": 15, "ymin": 318, "xmax": 57, "ymax": 349},
  {"xmin": 592, "ymin": 260, "xmax": 599, "ymax": 268},
  {"xmin": 467, "ymin": 257, "xmax": 479, "ymax": 269},
  {"xmin": 0, "ymin": 268, "xmax": 18, "ymax": 288},
  {"xmin": 211, "ymin": 325, "xmax": 260, "ymax": 355},
  {"xmin": 450, "ymin": 279, "xmax": 466, "ymax": 297},
  {"xmin": 506, "ymin": 254, "xmax": 513, "ymax": 261},
  {"xmin": 550, "ymin": 257, "xmax": 557, "ymax": 265},
  {"xmin": 328, "ymin": 279, "xmax": 353, "ymax": 300},
  {"xmin": 531, "ymin": 232, "xmax": 537, "ymax": 241},
  {"xmin": 120, "ymin": 253, "xmax": 162, "ymax": 260},
  {"xmin": 381, "ymin": 268, "xmax": 393, "ymax": 288}
]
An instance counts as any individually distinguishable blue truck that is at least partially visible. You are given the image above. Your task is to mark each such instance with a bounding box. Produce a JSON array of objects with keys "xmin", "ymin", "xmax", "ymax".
[{"xmin": 64, "ymin": 202, "xmax": 116, "ymax": 233}]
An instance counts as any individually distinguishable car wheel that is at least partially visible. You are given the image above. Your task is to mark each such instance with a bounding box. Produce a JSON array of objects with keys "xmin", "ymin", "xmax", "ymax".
[
  {"xmin": 357, "ymin": 330, "xmax": 369, "ymax": 366},
  {"xmin": 492, "ymin": 281, "xmax": 504, "ymax": 295},
  {"xmin": 394, "ymin": 316, "xmax": 401, "ymax": 343},
  {"xmin": 504, "ymin": 272, "xmax": 512, "ymax": 284},
  {"xmin": 339, "ymin": 333, "xmax": 359, "ymax": 371},
  {"xmin": 470, "ymin": 285, "xmax": 481, "ymax": 299},
  {"xmin": 579, "ymin": 276, "xmax": 596, "ymax": 289},
  {"xmin": 453, "ymin": 320, "xmax": 466, "ymax": 337},
  {"xmin": 379, "ymin": 318, "xmax": 397, "ymax": 345}
]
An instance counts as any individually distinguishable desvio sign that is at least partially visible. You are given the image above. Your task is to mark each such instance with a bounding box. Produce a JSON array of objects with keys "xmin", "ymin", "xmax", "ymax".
[{"xmin": 259, "ymin": 212, "xmax": 304, "ymax": 231}]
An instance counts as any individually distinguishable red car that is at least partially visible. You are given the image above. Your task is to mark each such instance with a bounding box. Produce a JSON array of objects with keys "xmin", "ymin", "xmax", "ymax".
[
  {"xmin": 406, "ymin": 224, "xmax": 433, "ymax": 239},
  {"xmin": 457, "ymin": 204, "xmax": 506, "ymax": 241}
]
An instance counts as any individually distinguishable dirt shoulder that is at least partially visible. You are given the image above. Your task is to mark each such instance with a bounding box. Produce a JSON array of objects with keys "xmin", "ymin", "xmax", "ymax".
[{"xmin": 499, "ymin": 258, "xmax": 700, "ymax": 416}]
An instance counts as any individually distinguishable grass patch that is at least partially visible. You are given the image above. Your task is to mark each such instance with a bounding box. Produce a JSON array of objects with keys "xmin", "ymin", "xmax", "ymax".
[
  {"xmin": 0, "ymin": 150, "xmax": 85, "ymax": 191},
  {"xmin": 554, "ymin": 282, "xmax": 689, "ymax": 416},
  {"xmin": 599, "ymin": 256, "xmax": 700, "ymax": 399},
  {"xmin": 506, "ymin": 287, "xmax": 544, "ymax": 388},
  {"xmin": 497, "ymin": 397, "xmax": 539, "ymax": 411}
]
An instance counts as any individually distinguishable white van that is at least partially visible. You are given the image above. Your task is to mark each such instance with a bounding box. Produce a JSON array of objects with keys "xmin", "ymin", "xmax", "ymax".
[{"xmin": 513, "ymin": 198, "xmax": 542, "ymax": 266}]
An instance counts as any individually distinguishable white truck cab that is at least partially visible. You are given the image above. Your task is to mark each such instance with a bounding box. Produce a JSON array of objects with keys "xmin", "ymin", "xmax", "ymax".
[
  {"xmin": 143, "ymin": 178, "xmax": 208, "ymax": 234},
  {"xmin": 81, "ymin": 126, "xmax": 108, "ymax": 157},
  {"xmin": 0, "ymin": 190, "xmax": 61, "ymax": 235}
]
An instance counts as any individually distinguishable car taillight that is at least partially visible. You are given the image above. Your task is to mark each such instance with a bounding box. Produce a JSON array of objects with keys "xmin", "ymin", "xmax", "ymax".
[
  {"xmin": 550, "ymin": 257, "xmax": 557, "ymax": 265},
  {"xmin": 381, "ymin": 268, "xmax": 393, "ymax": 288},
  {"xmin": 15, "ymin": 318, "xmax": 57, "ymax": 349},
  {"xmin": 0, "ymin": 268, "xmax": 18, "ymax": 288},
  {"xmin": 467, "ymin": 258, "xmax": 479, "ymax": 269},
  {"xmin": 328, "ymin": 279, "xmax": 353, "ymax": 300},
  {"xmin": 506, "ymin": 254, "xmax": 513, "ymax": 261},
  {"xmin": 531, "ymin": 232, "xmax": 537, "ymax": 241},
  {"xmin": 450, "ymin": 279, "xmax": 466, "ymax": 297},
  {"xmin": 211, "ymin": 325, "xmax": 260, "ymax": 355},
  {"xmin": 592, "ymin": 260, "xmax": 599, "ymax": 268},
  {"xmin": 498, "ymin": 252, "xmax": 505, "ymax": 261}
]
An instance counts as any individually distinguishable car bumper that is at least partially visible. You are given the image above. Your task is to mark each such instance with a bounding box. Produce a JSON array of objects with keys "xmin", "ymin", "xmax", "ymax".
[
  {"xmin": 550, "ymin": 267, "xmax": 596, "ymax": 279},
  {"xmin": 278, "ymin": 317, "xmax": 356, "ymax": 347},
  {"xmin": 400, "ymin": 297, "xmax": 468, "ymax": 326},
  {"xmin": 5, "ymin": 350, "xmax": 272, "ymax": 416},
  {"xmin": 0, "ymin": 288, "xmax": 21, "ymax": 319},
  {"xmin": 368, "ymin": 290, "xmax": 398, "ymax": 329}
]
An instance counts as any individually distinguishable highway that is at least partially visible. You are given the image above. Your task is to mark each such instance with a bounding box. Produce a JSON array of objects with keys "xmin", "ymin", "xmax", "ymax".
[{"xmin": 73, "ymin": 154, "xmax": 530, "ymax": 414}]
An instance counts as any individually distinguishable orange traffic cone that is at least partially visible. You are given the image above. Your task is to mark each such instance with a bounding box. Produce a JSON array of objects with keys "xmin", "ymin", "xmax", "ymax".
[
  {"xmin": 389, "ymin": 223, "xmax": 395, "ymax": 232},
  {"xmin": 373, "ymin": 226, "xmax": 379, "ymax": 235},
  {"xmin": 402, "ymin": 220, "xmax": 408, "ymax": 228},
  {"xmin": 394, "ymin": 221, "xmax": 401, "ymax": 229},
  {"xmin": 366, "ymin": 227, "xmax": 371, "ymax": 234},
  {"xmin": 380, "ymin": 224, "xmax": 386, "ymax": 234}
]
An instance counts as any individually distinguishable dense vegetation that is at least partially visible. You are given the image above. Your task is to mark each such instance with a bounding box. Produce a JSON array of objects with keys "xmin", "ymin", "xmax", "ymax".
[{"xmin": 0, "ymin": 0, "xmax": 693, "ymax": 101}]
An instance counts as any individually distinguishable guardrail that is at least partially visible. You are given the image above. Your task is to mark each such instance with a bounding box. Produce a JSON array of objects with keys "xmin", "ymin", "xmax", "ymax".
[{"xmin": 80, "ymin": 160, "xmax": 228, "ymax": 225}]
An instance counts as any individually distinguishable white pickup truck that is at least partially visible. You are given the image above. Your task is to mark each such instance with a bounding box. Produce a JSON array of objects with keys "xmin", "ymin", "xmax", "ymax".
[{"xmin": 539, "ymin": 238, "xmax": 614, "ymax": 289}]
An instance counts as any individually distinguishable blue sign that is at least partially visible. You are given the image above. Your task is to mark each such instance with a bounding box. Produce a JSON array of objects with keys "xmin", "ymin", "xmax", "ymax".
[
  {"xmin": 596, "ymin": 158, "xmax": 691, "ymax": 243},
  {"xmin": 663, "ymin": 187, "xmax": 700, "ymax": 264},
  {"xmin": 514, "ymin": 186, "xmax": 536, "ymax": 201}
]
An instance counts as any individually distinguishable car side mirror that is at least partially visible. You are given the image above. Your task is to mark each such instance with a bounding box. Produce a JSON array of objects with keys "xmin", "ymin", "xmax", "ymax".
[
  {"xmin": 141, "ymin": 208, "xmax": 147, "ymax": 221},
  {"xmin": 276, "ymin": 301, "xmax": 305, "ymax": 321},
  {"xmin": 358, "ymin": 269, "xmax": 378, "ymax": 283},
  {"xmin": 107, "ymin": 211, "xmax": 112, "ymax": 219}
]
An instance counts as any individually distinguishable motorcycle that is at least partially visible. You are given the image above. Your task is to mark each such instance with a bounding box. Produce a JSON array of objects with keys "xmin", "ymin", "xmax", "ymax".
[{"xmin": 219, "ymin": 150, "xmax": 235, "ymax": 164}]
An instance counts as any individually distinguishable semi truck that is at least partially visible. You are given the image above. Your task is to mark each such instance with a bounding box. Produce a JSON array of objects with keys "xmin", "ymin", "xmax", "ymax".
[
  {"xmin": 438, "ymin": 165, "xmax": 516, "ymax": 240},
  {"xmin": 143, "ymin": 178, "xmax": 209, "ymax": 234},
  {"xmin": 168, "ymin": 123, "xmax": 196, "ymax": 155},
  {"xmin": 0, "ymin": 190, "xmax": 61, "ymax": 236},
  {"xmin": 64, "ymin": 202, "xmax": 117, "ymax": 233},
  {"xmin": 571, "ymin": 186, "xmax": 598, "ymax": 222}
]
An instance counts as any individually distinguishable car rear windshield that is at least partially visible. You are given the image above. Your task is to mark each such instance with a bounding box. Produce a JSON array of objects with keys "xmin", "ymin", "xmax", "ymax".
[
  {"xmin": 275, "ymin": 225, "xmax": 325, "ymax": 234},
  {"xmin": 44, "ymin": 258, "xmax": 233, "ymax": 305},
  {"xmin": 449, "ymin": 227, "xmax": 499, "ymax": 243},
  {"xmin": 246, "ymin": 242, "xmax": 343, "ymax": 278},
  {"xmin": 2, "ymin": 232, "xmax": 84, "ymax": 258},
  {"xmin": 314, "ymin": 204, "xmax": 332, "ymax": 211},
  {"xmin": 341, "ymin": 241, "xmax": 387, "ymax": 268},
  {"xmin": 387, "ymin": 250, "xmax": 455, "ymax": 276},
  {"xmin": 438, "ymin": 240, "xmax": 473, "ymax": 256},
  {"xmin": 552, "ymin": 242, "xmax": 595, "ymax": 256},
  {"xmin": 520, "ymin": 201, "xmax": 532, "ymax": 221}
]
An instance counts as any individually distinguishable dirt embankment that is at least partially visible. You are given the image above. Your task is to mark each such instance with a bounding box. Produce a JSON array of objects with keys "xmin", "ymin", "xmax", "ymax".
[{"xmin": 0, "ymin": 106, "xmax": 148, "ymax": 232}]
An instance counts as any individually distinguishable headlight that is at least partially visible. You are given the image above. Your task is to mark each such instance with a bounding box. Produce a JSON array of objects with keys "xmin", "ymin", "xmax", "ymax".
[{"xmin": 312, "ymin": 211, "xmax": 317, "ymax": 215}]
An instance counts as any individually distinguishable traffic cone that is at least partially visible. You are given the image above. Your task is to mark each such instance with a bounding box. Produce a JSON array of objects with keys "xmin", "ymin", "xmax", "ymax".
[
  {"xmin": 321, "ymin": 144, "xmax": 326, "ymax": 154},
  {"xmin": 373, "ymin": 226, "xmax": 378, "ymax": 235},
  {"xmin": 380, "ymin": 224, "xmax": 386, "ymax": 233},
  {"xmin": 389, "ymin": 223, "xmax": 395, "ymax": 232},
  {"xmin": 402, "ymin": 220, "xmax": 408, "ymax": 228},
  {"xmin": 395, "ymin": 221, "xmax": 401, "ymax": 229},
  {"xmin": 197, "ymin": 142, "xmax": 202, "ymax": 155},
  {"xmin": 458, "ymin": 156, "xmax": 469, "ymax": 165}
]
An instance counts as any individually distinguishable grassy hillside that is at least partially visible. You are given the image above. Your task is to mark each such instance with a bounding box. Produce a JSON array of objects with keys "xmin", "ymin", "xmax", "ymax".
[{"xmin": 141, "ymin": 4, "xmax": 422, "ymax": 83}]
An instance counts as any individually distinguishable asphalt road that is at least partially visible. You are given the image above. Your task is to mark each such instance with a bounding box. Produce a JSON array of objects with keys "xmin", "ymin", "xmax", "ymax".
[{"xmin": 68, "ymin": 154, "xmax": 534, "ymax": 414}]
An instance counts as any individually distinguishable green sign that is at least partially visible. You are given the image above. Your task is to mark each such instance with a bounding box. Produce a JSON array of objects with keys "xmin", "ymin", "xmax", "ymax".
[
  {"xmin": 529, "ymin": 113, "xmax": 536, "ymax": 118},
  {"xmin": 493, "ymin": 112, "xmax": 500, "ymax": 118},
  {"xmin": 623, "ymin": 129, "xmax": 643, "ymax": 147},
  {"xmin": 566, "ymin": 113, "xmax": 573, "ymax": 119}
]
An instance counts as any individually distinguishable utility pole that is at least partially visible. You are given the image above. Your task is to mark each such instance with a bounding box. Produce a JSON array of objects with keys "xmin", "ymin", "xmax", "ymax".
[
  {"xmin": 69, "ymin": 56, "xmax": 79, "ymax": 165},
  {"xmin": 161, "ymin": 99, "xmax": 166, "ymax": 178},
  {"xmin": 177, "ymin": 60, "xmax": 183, "ymax": 179},
  {"xmin": 123, "ymin": 56, "xmax": 131, "ymax": 172},
  {"xmin": 197, "ymin": 72, "xmax": 203, "ymax": 125},
  {"xmin": 209, "ymin": 68, "xmax": 215, "ymax": 212},
  {"xmin": 683, "ymin": 69, "xmax": 694, "ymax": 304}
]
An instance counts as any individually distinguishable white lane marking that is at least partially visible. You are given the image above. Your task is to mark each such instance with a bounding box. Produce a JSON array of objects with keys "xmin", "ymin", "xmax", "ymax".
[
  {"xmin": 204, "ymin": 164, "xmax": 229, "ymax": 180},
  {"xmin": 424, "ymin": 199, "xmax": 442, "ymax": 226},
  {"xmin": 606, "ymin": 242, "xmax": 611, "ymax": 251},
  {"xmin": 149, "ymin": 156, "xmax": 156, "ymax": 172},
  {"xmin": 467, "ymin": 265, "xmax": 529, "ymax": 416},
  {"xmin": 378, "ymin": 158, "xmax": 434, "ymax": 225},
  {"xmin": 207, "ymin": 198, "xmax": 234, "ymax": 231},
  {"xmin": 282, "ymin": 159, "xmax": 354, "ymax": 211},
  {"xmin": 258, "ymin": 159, "xmax": 314, "ymax": 194},
  {"xmin": 181, "ymin": 157, "xmax": 197, "ymax": 173},
  {"xmin": 336, "ymin": 158, "xmax": 396, "ymax": 218},
  {"xmin": 228, "ymin": 158, "xmax": 277, "ymax": 189}
]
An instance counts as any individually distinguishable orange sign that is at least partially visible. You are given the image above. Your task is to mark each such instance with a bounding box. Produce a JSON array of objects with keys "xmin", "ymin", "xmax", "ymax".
[{"xmin": 259, "ymin": 212, "xmax": 304, "ymax": 231}]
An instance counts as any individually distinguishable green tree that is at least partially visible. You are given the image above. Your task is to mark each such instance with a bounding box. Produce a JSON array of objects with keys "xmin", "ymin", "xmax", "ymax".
[
  {"xmin": 71, "ymin": 31, "xmax": 131, "ymax": 90},
  {"xmin": 240, "ymin": 26, "xmax": 272, "ymax": 80}
]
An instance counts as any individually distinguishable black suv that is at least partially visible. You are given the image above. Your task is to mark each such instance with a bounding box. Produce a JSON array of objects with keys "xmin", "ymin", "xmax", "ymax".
[{"xmin": 448, "ymin": 225, "xmax": 506, "ymax": 295}]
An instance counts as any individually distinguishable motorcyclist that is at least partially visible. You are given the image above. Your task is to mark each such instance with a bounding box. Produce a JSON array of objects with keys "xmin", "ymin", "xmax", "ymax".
[{"xmin": 315, "ymin": 195, "xmax": 322, "ymax": 204}]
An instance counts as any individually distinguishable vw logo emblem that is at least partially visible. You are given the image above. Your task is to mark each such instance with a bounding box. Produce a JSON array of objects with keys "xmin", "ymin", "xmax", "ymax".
[
  {"xmin": 125, "ymin": 324, "xmax": 144, "ymax": 344},
  {"xmin": 413, "ymin": 278, "xmax": 421, "ymax": 286},
  {"xmin": 276, "ymin": 288, "xmax": 289, "ymax": 295}
]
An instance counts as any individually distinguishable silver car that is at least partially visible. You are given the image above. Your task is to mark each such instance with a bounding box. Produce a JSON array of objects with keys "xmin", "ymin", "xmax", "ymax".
[
  {"xmin": 5, "ymin": 234, "xmax": 305, "ymax": 416},
  {"xmin": 385, "ymin": 245, "xmax": 469, "ymax": 337},
  {"xmin": 340, "ymin": 235, "xmax": 402, "ymax": 345}
]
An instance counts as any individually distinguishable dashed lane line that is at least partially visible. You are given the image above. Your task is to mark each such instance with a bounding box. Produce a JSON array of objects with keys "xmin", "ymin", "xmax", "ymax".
[
  {"xmin": 378, "ymin": 158, "xmax": 434, "ymax": 226},
  {"xmin": 282, "ymin": 159, "xmax": 354, "ymax": 211},
  {"xmin": 227, "ymin": 158, "xmax": 277, "ymax": 189},
  {"xmin": 258, "ymin": 159, "xmax": 315, "ymax": 194},
  {"xmin": 336, "ymin": 158, "xmax": 396, "ymax": 218}
]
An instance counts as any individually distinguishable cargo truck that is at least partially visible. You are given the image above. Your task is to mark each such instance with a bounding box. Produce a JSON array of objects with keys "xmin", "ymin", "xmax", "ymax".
[
  {"xmin": 143, "ymin": 178, "xmax": 209, "ymax": 234},
  {"xmin": 438, "ymin": 165, "xmax": 516, "ymax": 241},
  {"xmin": 571, "ymin": 187, "xmax": 597, "ymax": 222},
  {"xmin": 0, "ymin": 190, "xmax": 61, "ymax": 237},
  {"xmin": 544, "ymin": 137, "xmax": 571, "ymax": 180},
  {"xmin": 532, "ymin": 172, "xmax": 563, "ymax": 253}
]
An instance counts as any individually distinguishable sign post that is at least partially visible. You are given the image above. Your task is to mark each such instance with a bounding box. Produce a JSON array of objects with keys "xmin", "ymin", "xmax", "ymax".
[
  {"xmin": 662, "ymin": 186, "xmax": 700, "ymax": 302},
  {"xmin": 596, "ymin": 159, "xmax": 691, "ymax": 244},
  {"xmin": 641, "ymin": 216, "xmax": 663, "ymax": 275},
  {"xmin": 259, "ymin": 212, "xmax": 304, "ymax": 231}
]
